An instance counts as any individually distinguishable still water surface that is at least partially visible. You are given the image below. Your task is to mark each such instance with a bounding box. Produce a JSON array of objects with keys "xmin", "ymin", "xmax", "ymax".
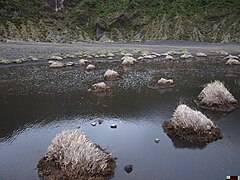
[{"xmin": 0, "ymin": 57, "xmax": 239, "ymax": 180}]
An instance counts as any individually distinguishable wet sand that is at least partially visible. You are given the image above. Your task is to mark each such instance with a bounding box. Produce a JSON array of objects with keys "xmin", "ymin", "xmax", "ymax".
[{"xmin": 0, "ymin": 40, "xmax": 239, "ymax": 60}]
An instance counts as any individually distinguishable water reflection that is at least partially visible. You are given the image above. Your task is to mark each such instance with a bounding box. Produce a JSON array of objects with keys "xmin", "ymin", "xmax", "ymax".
[{"xmin": 0, "ymin": 58, "xmax": 240, "ymax": 179}]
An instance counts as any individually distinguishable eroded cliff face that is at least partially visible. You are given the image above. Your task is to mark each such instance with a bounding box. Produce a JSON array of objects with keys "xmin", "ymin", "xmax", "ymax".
[{"xmin": 0, "ymin": 0, "xmax": 239, "ymax": 43}]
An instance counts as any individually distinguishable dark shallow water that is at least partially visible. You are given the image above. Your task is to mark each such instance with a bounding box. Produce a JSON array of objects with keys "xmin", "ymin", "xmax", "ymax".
[{"xmin": 0, "ymin": 56, "xmax": 240, "ymax": 180}]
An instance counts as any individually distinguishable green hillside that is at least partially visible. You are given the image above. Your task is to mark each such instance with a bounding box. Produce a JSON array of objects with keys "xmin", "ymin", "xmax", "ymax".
[{"xmin": 0, "ymin": 0, "xmax": 240, "ymax": 42}]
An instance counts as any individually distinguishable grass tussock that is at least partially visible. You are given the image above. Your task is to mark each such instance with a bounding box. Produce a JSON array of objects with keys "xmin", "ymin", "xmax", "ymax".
[
  {"xmin": 195, "ymin": 81, "xmax": 237, "ymax": 111},
  {"xmin": 37, "ymin": 130, "xmax": 116, "ymax": 179},
  {"xmin": 163, "ymin": 105, "xmax": 222, "ymax": 145},
  {"xmin": 88, "ymin": 82, "xmax": 111, "ymax": 92},
  {"xmin": 171, "ymin": 104, "xmax": 214, "ymax": 130}
]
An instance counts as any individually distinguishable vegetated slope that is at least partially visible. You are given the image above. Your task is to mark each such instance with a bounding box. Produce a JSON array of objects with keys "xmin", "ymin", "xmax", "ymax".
[{"xmin": 0, "ymin": 0, "xmax": 239, "ymax": 43}]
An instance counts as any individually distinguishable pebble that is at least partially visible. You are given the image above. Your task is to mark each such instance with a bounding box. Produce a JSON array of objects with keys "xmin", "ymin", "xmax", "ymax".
[
  {"xmin": 98, "ymin": 119, "xmax": 104, "ymax": 124},
  {"xmin": 91, "ymin": 122, "xmax": 97, "ymax": 126},
  {"xmin": 110, "ymin": 124, "xmax": 117, "ymax": 129},
  {"xmin": 124, "ymin": 164, "xmax": 133, "ymax": 173},
  {"xmin": 154, "ymin": 138, "xmax": 160, "ymax": 143}
]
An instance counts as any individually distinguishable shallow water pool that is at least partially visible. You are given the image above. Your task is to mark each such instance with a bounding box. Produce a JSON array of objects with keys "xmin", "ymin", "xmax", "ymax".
[{"xmin": 0, "ymin": 57, "xmax": 240, "ymax": 179}]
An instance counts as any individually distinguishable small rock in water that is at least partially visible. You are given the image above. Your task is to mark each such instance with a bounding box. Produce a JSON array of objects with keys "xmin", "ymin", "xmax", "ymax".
[
  {"xmin": 91, "ymin": 122, "xmax": 97, "ymax": 126},
  {"xmin": 154, "ymin": 138, "xmax": 160, "ymax": 143},
  {"xmin": 67, "ymin": 62, "xmax": 74, "ymax": 66},
  {"xmin": 98, "ymin": 119, "xmax": 104, "ymax": 124},
  {"xmin": 110, "ymin": 124, "xmax": 117, "ymax": 129},
  {"xmin": 124, "ymin": 164, "xmax": 133, "ymax": 173}
]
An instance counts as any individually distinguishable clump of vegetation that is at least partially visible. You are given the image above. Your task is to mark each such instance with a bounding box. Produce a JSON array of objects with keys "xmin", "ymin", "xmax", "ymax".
[
  {"xmin": 122, "ymin": 56, "xmax": 137, "ymax": 66},
  {"xmin": 49, "ymin": 61, "xmax": 65, "ymax": 68},
  {"xmin": 88, "ymin": 82, "xmax": 111, "ymax": 92},
  {"xmin": 195, "ymin": 81, "xmax": 237, "ymax": 112},
  {"xmin": 226, "ymin": 58, "xmax": 240, "ymax": 65},
  {"xmin": 37, "ymin": 129, "xmax": 116, "ymax": 179},
  {"xmin": 148, "ymin": 78, "xmax": 174, "ymax": 90},
  {"xmin": 163, "ymin": 104, "xmax": 222, "ymax": 144},
  {"xmin": 104, "ymin": 70, "xmax": 120, "ymax": 81}
]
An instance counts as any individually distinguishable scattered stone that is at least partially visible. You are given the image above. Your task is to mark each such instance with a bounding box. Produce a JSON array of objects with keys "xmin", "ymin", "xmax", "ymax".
[
  {"xmin": 137, "ymin": 56, "xmax": 143, "ymax": 60},
  {"xmin": 104, "ymin": 69, "xmax": 120, "ymax": 81},
  {"xmin": 86, "ymin": 64, "xmax": 96, "ymax": 71},
  {"xmin": 108, "ymin": 57, "xmax": 114, "ymax": 60},
  {"xmin": 66, "ymin": 62, "xmax": 74, "ymax": 66},
  {"xmin": 87, "ymin": 55, "xmax": 93, "ymax": 59},
  {"xmin": 195, "ymin": 81, "xmax": 237, "ymax": 112},
  {"xmin": 165, "ymin": 55, "xmax": 174, "ymax": 60},
  {"xmin": 88, "ymin": 82, "xmax": 111, "ymax": 92},
  {"xmin": 181, "ymin": 54, "xmax": 193, "ymax": 59},
  {"xmin": 162, "ymin": 104, "xmax": 223, "ymax": 144},
  {"xmin": 49, "ymin": 55, "xmax": 63, "ymax": 60},
  {"xmin": 49, "ymin": 61, "xmax": 65, "ymax": 68},
  {"xmin": 196, "ymin": 52, "xmax": 207, "ymax": 57},
  {"xmin": 110, "ymin": 124, "xmax": 117, "ymax": 129},
  {"xmin": 37, "ymin": 130, "xmax": 116, "ymax": 179},
  {"xmin": 226, "ymin": 58, "xmax": 240, "ymax": 65},
  {"xmin": 91, "ymin": 122, "xmax": 97, "ymax": 126},
  {"xmin": 124, "ymin": 164, "xmax": 133, "ymax": 173},
  {"xmin": 154, "ymin": 138, "xmax": 160, "ymax": 143}
]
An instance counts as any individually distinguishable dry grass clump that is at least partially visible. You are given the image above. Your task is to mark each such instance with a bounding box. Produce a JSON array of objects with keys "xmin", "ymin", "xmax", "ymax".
[
  {"xmin": 86, "ymin": 64, "xmax": 96, "ymax": 71},
  {"xmin": 180, "ymin": 54, "xmax": 193, "ymax": 59},
  {"xmin": 196, "ymin": 52, "xmax": 207, "ymax": 57},
  {"xmin": 157, "ymin": 78, "xmax": 174, "ymax": 89},
  {"xmin": 158, "ymin": 78, "xmax": 173, "ymax": 85},
  {"xmin": 226, "ymin": 58, "xmax": 240, "ymax": 65},
  {"xmin": 79, "ymin": 59, "xmax": 90, "ymax": 65},
  {"xmin": 37, "ymin": 130, "xmax": 116, "ymax": 180},
  {"xmin": 49, "ymin": 61, "xmax": 65, "ymax": 68},
  {"xmin": 195, "ymin": 81, "xmax": 237, "ymax": 111},
  {"xmin": 49, "ymin": 55, "xmax": 63, "ymax": 60},
  {"xmin": 148, "ymin": 78, "xmax": 174, "ymax": 90},
  {"xmin": 170, "ymin": 105, "xmax": 214, "ymax": 130},
  {"xmin": 88, "ymin": 82, "xmax": 111, "ymax": 92},
  {"xmin": 165, "ymin": 55, "xmax": 174, "ymax": 60},
  {"xmin": 163, "ymin": 105, "xmax": 222, "ymax": 144},
  {"xmin": 122, "ymin": 57, "xmax": 137, "ymax": 66},
  {"xmin": 104, "ymin": 69, "xmax": 120, "ymax": 81}
]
